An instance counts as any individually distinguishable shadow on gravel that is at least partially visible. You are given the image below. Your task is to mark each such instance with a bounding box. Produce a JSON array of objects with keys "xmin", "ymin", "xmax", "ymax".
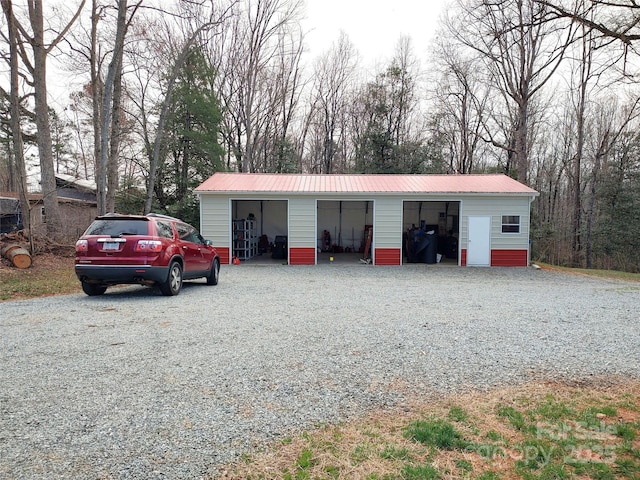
[{"xmin": 77, "ymin": 280, "xmax": 211, "ymax": 299}]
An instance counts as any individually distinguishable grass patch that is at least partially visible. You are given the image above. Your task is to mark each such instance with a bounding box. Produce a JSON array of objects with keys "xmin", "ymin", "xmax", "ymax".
[
  {"xmin": 448, "ymin": 405, "xmax": 469, "ymax": 423},
  {"xmin": 0, "ymin": 254, "xmax": 79, "ymax": 301},
  {"xmin": 215, "ymin": 380, "xmax": 640, "ymax": 480},
  {"xmin": 533, "ymin": 396, "xmax": 576, "ymax": 421},
  {"xmin": 534, "ymin": 262, "xmax": 640, "ymax": 282},
  {"xmin": 496, "ymin": 404, "xmax": 528, "ymax": 431},
  {"xmin": 404, "ymin": 418, "xmax": 468, "ymax": 450},
  {"xmin": 401, "ymin": 463, "xmax": 441, "ymax": 479},
  {"xmin": 379, "ymin": 445, "xmax": 411, "ymax": 460},
  {"xmin": 615, "ymin": 422, "xmax": 637, "ymax": 442}
]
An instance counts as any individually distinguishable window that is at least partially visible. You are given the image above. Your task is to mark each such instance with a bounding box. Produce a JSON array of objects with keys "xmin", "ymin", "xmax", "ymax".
[
  {"xmin": 176, "ymin": 223, "xmax": 201, "ymax": 243},
  {"xmin": 502, "ymin": 215, "xmax": 520, "ymax": 233},
  {"xmin": 85, "ymin": 219, "xmax": 149, "ymax": 236},
  {"xmin": 155, "ymin": 221, "xmax": 173, "ymax": 239}
]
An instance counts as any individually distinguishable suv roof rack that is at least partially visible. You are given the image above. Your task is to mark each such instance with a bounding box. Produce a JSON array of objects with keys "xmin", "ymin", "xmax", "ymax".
[{"xmin": 147, "ymin": 212, "xmax": 181, "ymax": 221}]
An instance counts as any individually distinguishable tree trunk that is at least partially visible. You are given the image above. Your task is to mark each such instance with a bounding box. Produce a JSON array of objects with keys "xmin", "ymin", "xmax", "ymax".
[
  {"xmin": 27, "ymin": 0, "xmax": 62, "ymax": 239},
  {"xmin": 515, "ymin": 102, "xmax": 529, "ymax": 184},
  {"xmin": 571, "ymin": 23, "xmax": 594, "ymax": 267},
  {"xmin": 98, "ymin": 0, "xmax": 127, "ymax": 215},
  {"xmin": 90, "ymin": 0, "xmax": 103, "ymax": 211},
  {"xmin": 1, "ymin": 0, "xmax": 31, "ymax": 240},
  {"xmin": 107, "ymin": 51, "xmax": 124, "ymax": 213}
]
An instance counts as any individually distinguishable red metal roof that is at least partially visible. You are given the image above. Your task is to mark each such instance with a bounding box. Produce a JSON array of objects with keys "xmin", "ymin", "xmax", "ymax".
[{"xmin": 195, "ymin": 173, "xmax": 538, "ymax": 195}]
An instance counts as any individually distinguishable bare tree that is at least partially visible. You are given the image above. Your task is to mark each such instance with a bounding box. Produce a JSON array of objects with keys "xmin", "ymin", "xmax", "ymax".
[
  {"xmin": 6, "ymin": 0, "xmax": 86, "ymax": 240},
  {"xmin": 449, "ymin": 0, "xmax": 575, "ymax": 183},
  {"xmin": 267, "ymin": 23, "xmax": 305, "ymax": 172},
  {"xmin": 537, "ymin": 0, "xmax": 640, "ymax": 46},
  {"xmin": 429, "ymin": 36, "xmax": 490, "ymax": 173},
  {"xmin": 351, "ymin": 38, "xmax": 423, "ymax": 173},
  {"xmin": 306, "ymin": 32, "xmax": 358, "ymax": 173},
  {"xmin": 63, "ymin": 0, "xmax": 106, "ymax": 193},
  {"xmin": 98, "ymin": 0, "xmax": 142, "ymax": 214},
  {"xmin": 567, "ymin": 12, "xmax": 596, "ymax": 266},
  {"xmin": 1, "ymin": 0, "xmax": 30, "ymax": 240},
  {"xmin": 144, "ymin": 1, "xmax": 234, "ymax": 214},
  {"xmin": 214, "ymin": 0, "xmax": 303, "ymax": 172}
]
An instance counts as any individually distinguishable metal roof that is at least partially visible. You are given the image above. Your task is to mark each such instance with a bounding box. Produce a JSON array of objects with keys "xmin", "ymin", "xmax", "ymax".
[
  {"xmin": 195, "ymin": 173, "xmax": 538, "ymax": 195},
  {"xmin": 55, "ymin": 173, "xmax": 97, "ymax": 193}
]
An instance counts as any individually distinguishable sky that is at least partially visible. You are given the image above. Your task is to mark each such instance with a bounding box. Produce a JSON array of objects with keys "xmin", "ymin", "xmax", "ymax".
[
  {"xmin": 302, "ymin": 0, "xmax": 449, "ymax": 67},
  {"xmin": 44, "ymin": 0, "xmax": 450, "ymax": 111}
]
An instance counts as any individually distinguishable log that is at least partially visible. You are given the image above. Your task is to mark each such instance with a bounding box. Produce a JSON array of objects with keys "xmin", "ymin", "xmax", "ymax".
[
  {"xmin": 1, "ymin": 244, "xmax": 20, "ymax": 258},
  {"xmin": 1, "ymin": 244, "xmax": 32, "ymax": 269}
]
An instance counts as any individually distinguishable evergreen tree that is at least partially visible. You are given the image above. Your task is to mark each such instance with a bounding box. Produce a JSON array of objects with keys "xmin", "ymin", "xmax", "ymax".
[{"xmin": 155, "ymin": 48, "xmax": 224, "ymax": 225}]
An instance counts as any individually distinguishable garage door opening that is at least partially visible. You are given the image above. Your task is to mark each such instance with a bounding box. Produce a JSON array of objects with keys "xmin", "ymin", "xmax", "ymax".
[
  {"xmin": 402, "ymin": 201, "xmax": 460, "ymax": 265},
  {"xmin": 231, "ymin": 200, "xmax": 287, "ymax": 262},
  {"xmin": 317, "ymin": 200, "xmax": 373, "ymax": 264}
]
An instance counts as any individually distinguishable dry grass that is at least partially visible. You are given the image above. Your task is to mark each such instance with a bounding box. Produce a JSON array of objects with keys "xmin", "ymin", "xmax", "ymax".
[
  {"xmin": 0, "ymin": 253, "xmax": 79, "ymax": 301},
  {"xmin": 215, "ymin": 378, "xmax": 640, "ymax": 479},
  {"xmin": 534, "ymin": 262, "xmax": 640, "ymax": 282}
]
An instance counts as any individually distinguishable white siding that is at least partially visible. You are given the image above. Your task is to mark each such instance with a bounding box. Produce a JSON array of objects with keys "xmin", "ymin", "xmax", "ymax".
[
  {"xmin": 199, "ymin": 195, "xmax": 230, "ymax": 247},
  {"xmin": 459, "ymin": 196, "xmax": 531, "ymax": 250},
  {"xmin": 198, "ymin": 190, "xmax": 534, "ymax": 267},
  {"xmin": 374, "ymin": 197, "xmax": 403, "ymax": 248},
  {"xmin": 289, "ymin": 197, "xmax": 316, "ymax": 247}
]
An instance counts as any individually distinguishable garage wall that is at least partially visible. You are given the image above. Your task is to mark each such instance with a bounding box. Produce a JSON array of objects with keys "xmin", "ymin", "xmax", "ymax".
[
  {"xmin": 459, "ymin": 195, "xmax": 532, "ymax": 266},
  {"xmin": 199, "ymin": 195, "xmax": 231, "ymax": 263},
  {"xmin": 199, "ymin": 191, "xmax": 533, "ymax": 267},
  {"xmin": 373, "ymin": 197, "xmax": 403, "ymax": 265},
  {"xmin": 289, "ymin": 196, "xmax": 316, "ymax": 264},
  {"xmin": 459, "ymin": 196, "xmax": 531, "ymax": 249}
]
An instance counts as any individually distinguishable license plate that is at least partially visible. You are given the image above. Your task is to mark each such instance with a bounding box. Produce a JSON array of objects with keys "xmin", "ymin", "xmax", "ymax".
[{"xmin": 103, "ymin": 242, "xmax": 120, "ymax": 250}]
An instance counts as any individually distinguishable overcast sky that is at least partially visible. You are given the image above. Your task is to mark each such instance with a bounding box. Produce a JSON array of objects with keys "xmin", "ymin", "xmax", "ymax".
[{"xmin": 302, "ymin": 0, "xmax": 449, "ymax": 67}]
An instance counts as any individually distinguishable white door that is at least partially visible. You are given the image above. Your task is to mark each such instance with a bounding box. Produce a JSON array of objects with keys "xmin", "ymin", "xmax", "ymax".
[{"xmin": 467, "ymin": 216, "xmax": 491, "ymax": 266}]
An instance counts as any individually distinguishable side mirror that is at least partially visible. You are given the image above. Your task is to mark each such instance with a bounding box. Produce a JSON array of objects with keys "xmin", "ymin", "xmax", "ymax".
[{"xmin": 204, "ymin": 239, "xmax": 212, "ymax": 246}]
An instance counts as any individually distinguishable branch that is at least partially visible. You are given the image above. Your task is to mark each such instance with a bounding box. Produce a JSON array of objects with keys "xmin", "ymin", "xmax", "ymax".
[
  {"xmin": 537, "ymin": 0, "xmax": 640, "ymax": 44},
  {"xmin": 46, "ymin": 0, "xmax": 87, "ymax": 53}
]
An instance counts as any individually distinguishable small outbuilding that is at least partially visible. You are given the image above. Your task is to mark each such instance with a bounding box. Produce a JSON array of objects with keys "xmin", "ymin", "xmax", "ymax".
[
  {"xmin": 1, "ymin": 174, "xmax": 97, "ymax": 241},
  {"xmin": 195, "ymin": 173, "xmax": 538, "ymax": 267}
]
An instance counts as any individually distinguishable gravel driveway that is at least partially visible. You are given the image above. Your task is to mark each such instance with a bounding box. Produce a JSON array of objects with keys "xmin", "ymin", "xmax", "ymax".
[{"xmin": 1, "ymin": 265, "xmax": 639, "ymax": 479}]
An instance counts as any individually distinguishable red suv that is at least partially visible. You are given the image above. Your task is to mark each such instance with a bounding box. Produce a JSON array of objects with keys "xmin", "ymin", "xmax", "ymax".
[{"xmin": 75, "ymin": 213, "xmax": 220, "ymax": 296}]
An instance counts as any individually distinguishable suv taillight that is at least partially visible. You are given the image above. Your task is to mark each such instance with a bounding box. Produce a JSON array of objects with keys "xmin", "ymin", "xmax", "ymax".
[
  {"xmin": 75, "ymin": 239, "xmax": 88, "ymax": 252},
  {"xmin": 135, "ymin": 240, "xmax": 163, "ymax": 252}
]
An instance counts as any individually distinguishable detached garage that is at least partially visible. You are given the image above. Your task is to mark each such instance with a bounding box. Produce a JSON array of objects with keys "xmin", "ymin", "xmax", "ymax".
[{"xmin": 195, "ymin": 173, "xmax": 538, "ymax": 267}]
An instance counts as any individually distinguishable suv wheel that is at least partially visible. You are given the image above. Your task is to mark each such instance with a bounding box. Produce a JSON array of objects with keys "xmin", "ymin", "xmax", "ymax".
[
  {"xmin": 82, "ymin": 281, "xmax": 107, "ymax": 296},
  {"xmin": 206, "ymin": 258, "xmax": 220, "ymax": 285},
  {"xmin": 160, "ymin": 261, "xmax": 183, "ymax": 296}
]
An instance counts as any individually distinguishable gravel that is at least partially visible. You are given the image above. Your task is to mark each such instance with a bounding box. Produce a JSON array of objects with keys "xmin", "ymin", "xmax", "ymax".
[{"xmin": 1, "ymin": 264, "xmax": 639, "ymax": 478}]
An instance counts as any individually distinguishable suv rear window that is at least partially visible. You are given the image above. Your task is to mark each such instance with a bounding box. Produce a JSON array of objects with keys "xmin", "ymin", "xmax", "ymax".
[{"xmin": 84, "ymin": 219, "xmax": 150, "ymax": 236}]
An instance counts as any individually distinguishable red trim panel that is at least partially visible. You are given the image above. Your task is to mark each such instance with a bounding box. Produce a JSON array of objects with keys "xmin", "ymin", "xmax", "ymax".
[
  {"xmin": 460, "ymin": 249, "xmax": 467, "ymax": 266},
  {"xmin": 491, "ymin": 249, "xmax": 528, "ymax": 267},
  {"xmin": 217, "ymin": 247, "xmax": 231, "ymax": 265},
  {"xmin": 375, "ymin": 248, "xmax": 401, "ymax": 266},
  {"xmin": 290, "ymin": 247, "xmax": 315, "ymax": 265}
]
